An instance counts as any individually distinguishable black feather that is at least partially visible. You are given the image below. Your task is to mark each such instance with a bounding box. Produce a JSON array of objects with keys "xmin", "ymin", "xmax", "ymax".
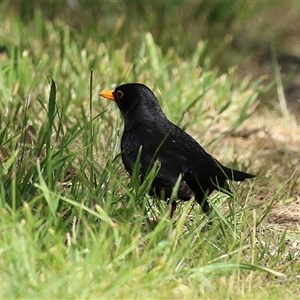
[{"xmin": 101, "ymin": 83, "xmax": 255, "ymax": 216}]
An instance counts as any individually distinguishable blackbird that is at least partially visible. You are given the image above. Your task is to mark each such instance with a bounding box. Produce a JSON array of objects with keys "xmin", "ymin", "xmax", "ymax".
[{"xmin": 99, "ymin": 83, "xmax": 255, "ymax": 217}]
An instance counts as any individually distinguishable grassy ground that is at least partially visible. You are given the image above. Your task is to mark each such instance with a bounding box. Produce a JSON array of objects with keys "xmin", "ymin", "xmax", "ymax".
[{"xmin": 0, "ymin": 2, "xmax": 300, "ymax": 299}]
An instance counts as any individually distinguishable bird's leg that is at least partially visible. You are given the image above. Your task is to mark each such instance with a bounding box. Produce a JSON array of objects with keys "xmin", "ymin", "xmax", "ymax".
[
  {"xmin": 199, "ymin": 190, "xmax": 213, "ymax": 228},
  {"xmin": 168, "ymin": 201, "xmax": 177, "ymax": 219},
  {"xmin": 200, "ymin": 189, "xmax": 212, "ymax": 216},
  {"xmin": 158, "ymin": 189, "xmax": 176, "ymax": 218},
  {"xmin": 201, "ymin": 200, "xmax": 212, "ymax": 216}
]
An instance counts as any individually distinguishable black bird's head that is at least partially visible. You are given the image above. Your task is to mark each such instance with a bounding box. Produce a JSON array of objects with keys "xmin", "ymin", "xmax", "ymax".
[{"xmin": 99, "ymin": 83, "xmax": 166, "ymax": 125}]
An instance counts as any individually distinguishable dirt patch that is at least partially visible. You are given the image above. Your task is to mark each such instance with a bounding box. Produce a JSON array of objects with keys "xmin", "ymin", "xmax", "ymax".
[{"xmin": 229, "ymin": 112, "xmax": 300, "ymax": 228}]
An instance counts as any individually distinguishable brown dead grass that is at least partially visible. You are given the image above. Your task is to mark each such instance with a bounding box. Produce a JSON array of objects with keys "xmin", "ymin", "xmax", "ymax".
[{"xmin": 233, "ymin": 110, "xmax": 300, "ymax": 228}]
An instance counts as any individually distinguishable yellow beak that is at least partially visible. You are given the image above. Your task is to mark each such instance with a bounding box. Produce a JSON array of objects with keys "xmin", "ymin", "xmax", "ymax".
[{"xmin": 99, "ymin": 89, "xmax": 115, "ymax": 101}]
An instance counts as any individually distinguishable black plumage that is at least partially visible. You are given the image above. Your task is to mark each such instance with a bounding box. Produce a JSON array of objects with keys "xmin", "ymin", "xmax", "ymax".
[{"xmin": 100, "ymin": 83, "xmax": 255, "ymax": 216}]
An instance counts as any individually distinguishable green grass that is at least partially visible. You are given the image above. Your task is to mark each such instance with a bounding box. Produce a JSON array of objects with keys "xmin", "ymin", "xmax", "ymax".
[{"xmin": 1, "ymin": 2, "xmax": 300, "ymax": 299}]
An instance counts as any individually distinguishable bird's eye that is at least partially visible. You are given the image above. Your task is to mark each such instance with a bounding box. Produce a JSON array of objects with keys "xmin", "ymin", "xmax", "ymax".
[{"xmin": 116, "ymin": 90, "xmax": 123, "ymax": 100}]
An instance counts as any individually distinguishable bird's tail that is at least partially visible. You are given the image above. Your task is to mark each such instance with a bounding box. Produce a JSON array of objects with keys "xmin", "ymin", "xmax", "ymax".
[{"xmin": 223, "ymin": 166, "xmax": 255, "ymax": 181}]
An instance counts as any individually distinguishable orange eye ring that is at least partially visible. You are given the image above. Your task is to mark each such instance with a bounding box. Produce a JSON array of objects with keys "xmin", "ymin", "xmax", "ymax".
[{"xmin": 116, "ymin": 90, "xmax": 123, "ymax": 100}]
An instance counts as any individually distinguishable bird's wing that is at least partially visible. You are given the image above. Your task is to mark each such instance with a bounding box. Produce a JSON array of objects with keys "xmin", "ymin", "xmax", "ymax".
[
  {"xmin": 168, "ymin": 124, "xmax": 254, "ymax": 180},
  {"xmin": 121, "ymin": 133, "xmax": 194, "ymax": 198},
  {"xmin": 152, "ymin": 151, "xmax": 194, "ymax": 198}
]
